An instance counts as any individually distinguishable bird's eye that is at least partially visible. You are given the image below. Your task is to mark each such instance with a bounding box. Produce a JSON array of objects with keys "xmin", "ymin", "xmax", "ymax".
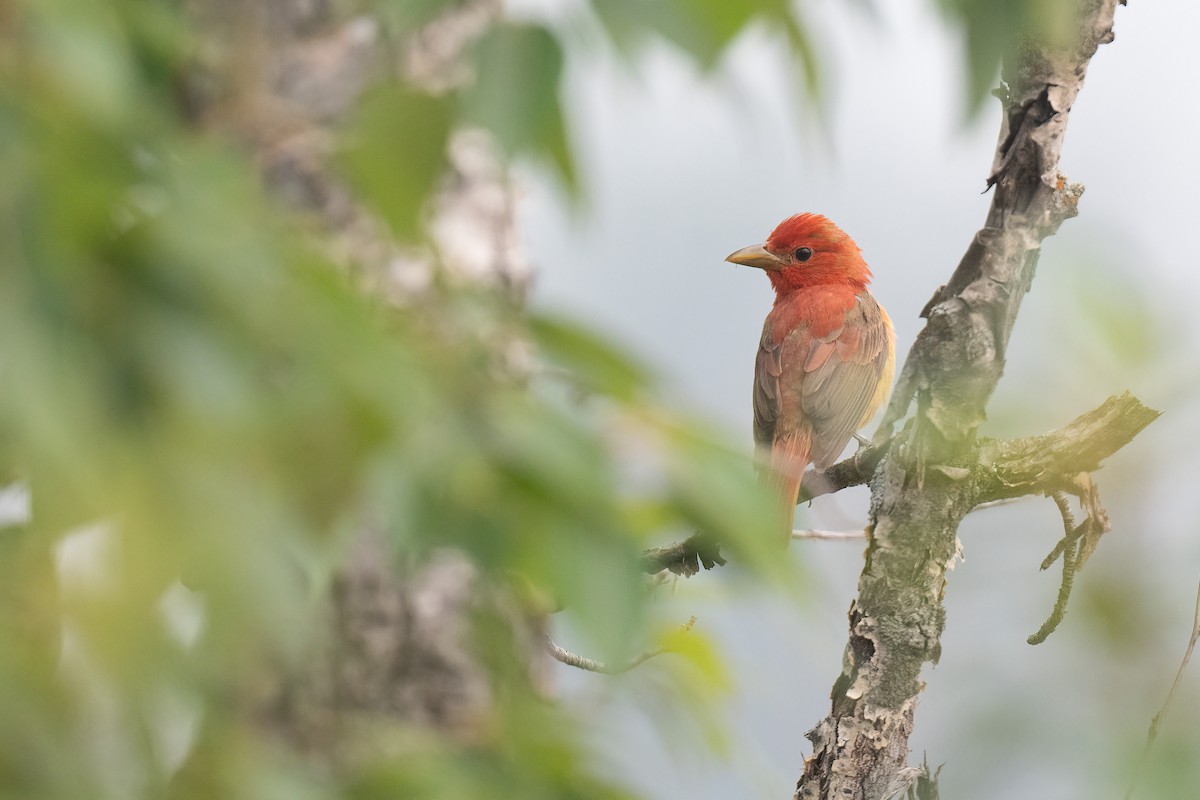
[{"xmin": 795, "ymin": 247, "xmax": 813, "ymax": 262}]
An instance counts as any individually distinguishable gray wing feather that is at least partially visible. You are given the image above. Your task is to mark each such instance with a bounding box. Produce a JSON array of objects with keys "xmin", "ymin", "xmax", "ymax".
[
  {"xmin": 801, "ymin": 294, "xmax": 889, "ymax": 467},
  {"xmin": 752, "ymin": 324, "xmax": 782, "ymax": 449}
]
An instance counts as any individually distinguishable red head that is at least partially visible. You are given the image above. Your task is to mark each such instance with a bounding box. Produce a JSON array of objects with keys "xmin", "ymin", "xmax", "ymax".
[{"xmin": 725, "ymin": 213, "xmax": 872, "ymax": 295}]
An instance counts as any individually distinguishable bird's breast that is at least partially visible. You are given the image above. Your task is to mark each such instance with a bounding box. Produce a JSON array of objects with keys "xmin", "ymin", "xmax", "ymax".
[{"xmin": 767, "ymin": 285, "xmax": 860, "ymax": 344}]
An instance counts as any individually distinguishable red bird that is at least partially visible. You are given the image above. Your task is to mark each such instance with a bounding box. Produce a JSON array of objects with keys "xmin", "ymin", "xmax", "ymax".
[{"xmin": 726, "ymin": 213, "xmax": 895, "ymax": 533}]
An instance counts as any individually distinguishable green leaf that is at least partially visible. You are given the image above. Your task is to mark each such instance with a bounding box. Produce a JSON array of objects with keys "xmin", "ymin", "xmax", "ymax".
[
  {"xmin": 477, "ymin": 393, "xmax": 617, "ymax": 523},
  {"xmin": 780, "ymin": 7, "xmax": 822, "ymax": 99},
  {"xmin": 461, "ymin": 23, "xmax": 576, "ymax": 191},
  {"xmin": 339, "ymin": 85, "xmax": 452, "ymax": 240},
  {"xmin": 936, "ymin": 0, "xmax": 1078, "ymax": 115},
  {"xmin": 592, "ymin": 0, "xmax": 814, "ymax": 71},
  {"xmin": 592, "ymin": 0, "xmax": 746, "ymax": 67},
  {"xmin": 543, "ymin": 530, "xmax": 646, "ymax": 662},
  {"xmin": 530, "ymin": 314, "xmax": 650, "ymax": 401},
  {"xmin": 375, "ymin": 0, "xmax": 461, "ymax": 33},
  {"xmin": 656, "ymin": 623, "xmax": 729, "ymax": 691},
  {"xmin": 664, "ymin": 427, "xmax": 788, "ymax": 578}
]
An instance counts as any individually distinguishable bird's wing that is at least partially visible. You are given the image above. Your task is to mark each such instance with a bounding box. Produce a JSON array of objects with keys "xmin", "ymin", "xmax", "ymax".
[
  {"xmin": 753, "ymin": 321, "xmax": 784, "ymax": 451},
  {"xmin": 798, "ymin": 293, "xmax": 894, "ymax": 467}
]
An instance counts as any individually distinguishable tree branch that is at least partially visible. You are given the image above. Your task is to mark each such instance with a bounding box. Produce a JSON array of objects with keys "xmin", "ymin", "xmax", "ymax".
[
  {"xmin": 545, "ymin": 635, "xmax": 665, "ymax": 674},
  {"xmin": 975, "ymin": 391, "xmax": 1160, "ymax": 502},
  {"xmin": 639, "ymin": 444, "xmax": 886, "ymax": 575},
  {"xmin": 799, "ymin": 440, "xmax": 891, "ymax": 502},
  {"xmin": 1125, "ymin": 577, "xmax": 1200, "ymax": 799},
  {"xmin": 641, "ymin": 533, "xmax": 727, "ymax": 576},
  {"xmin": 797, "ymin": 2, "xmax": 1129, "ymax": 797},
  {"xmin": 1025, "ymin": 492, "xmax": 1082, "ymax": 645},
  {"xmin": 545, "ymin": 617, "xmax": 698, "ymax": 674},
  {"xmin": 792, "ymin": 530, "xmax": 867, "ymax": 542},
  {"xmin": 641, "ymin": 390, "xmax": 1155, "ymax": 578}
]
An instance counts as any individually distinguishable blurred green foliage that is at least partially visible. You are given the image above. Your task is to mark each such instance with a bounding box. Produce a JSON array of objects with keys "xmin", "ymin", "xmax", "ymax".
[
  {"xmin": 0, "ymin": 0, "xmax": 785, "ymax": 797},
  {"xmin": 0, "ymin": 0, "xmax": 1125, "ymax": 798},
  {"xmin": 342, "ymin": 86, "xmax": 453, "ymax": 237},
  {"xmin": 934, "ymin": 0, "xmax": 1078, "ymax": 110},
  {"xmin": 463, "ymin": 23, "xmax": 576, "ymax": 190}
]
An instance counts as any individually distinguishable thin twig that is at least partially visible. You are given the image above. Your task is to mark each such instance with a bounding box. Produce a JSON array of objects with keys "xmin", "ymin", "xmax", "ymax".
[
  {"xmin": 792, "ymin": 529, "xmax": 867, "ymax": 541},
  {"xmin": 972, "ymin": 497, "xmax": 1025, "ymax": 512},
  {"xmin": 1028, "ymin": 493, "xmax": 1083, "ymax": 645},
  {"xmin": 1051, "ymin": 491, "xmax": 1075, "ymax": 537},
  {"xmin": 1040, "ymin": 492, "xmax": 1087, "ymax": 570},
  {"xmin": 546, "ymin": 617, "xmax": 698, "ymax": 674},
  {"xmin": 1027, "ymin": 537, "xmax": 1078, "ymax": 645},
  {"xmin": 1124, "ymin": 578, "xmax": 1200, "ymax": 800}
]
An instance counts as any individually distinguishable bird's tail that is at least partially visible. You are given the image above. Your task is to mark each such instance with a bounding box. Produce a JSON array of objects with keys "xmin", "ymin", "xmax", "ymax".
[{"xmin": 769, "ymin": 434, "xmax": 810, "ymax": 542}]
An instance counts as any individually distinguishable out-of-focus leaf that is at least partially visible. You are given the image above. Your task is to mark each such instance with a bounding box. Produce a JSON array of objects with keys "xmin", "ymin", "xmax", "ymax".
[
  {"xmin": 24, "ymin": 0, "xmax": 140, "ymax": 126},
  {"xmin": 345, "ymin": 707, "xmax": 639, "ymax": 800},
  {"xmin": 935, "ymin": 0, "xmax": 1077, "ymax": 114},
  {"xmin": 460, "ymin": 22, "xmax": 576, "ymax": 191},
  {"xmin": 592, "ymin": 0, "xmax": 750, "ymax": 66},
  {"xmin": 664, "ymin": 426, "xmax": 788, "ymax": 578},
  {"xmin": 375, "ymin": 0, "xmax": 460, "ymax": 33},
  {"xmin": 779, "ymin": 6, "xmax": 822, "ymax": 98},
  {"xmin": 531, "ymin": 314, "xmax": 651, "ymax": 401},
  {"xmin": 1066, "ymin": 258, "xmax": 1159, "ymax": 368},
  {"xmin": 592, "ymin": 0, "xmax": 815, "ymax": 85},
  {"xmin": 488, "ymin": 396, "xmax": 615, "ymax": 512},
  {"xmin": 339, "ymin": 85, "xmax": 452, "ymax": 239},
  {"xmin": 0, "ymin": 1, "xmax": 825, "ymax": 797},
  {"xmin": 657, "ymin": 623, "xmax": 730, "ymax": 691},
  {"xmin": 542, "ymin": 530, "xmax": 646, "ymax": 662}
]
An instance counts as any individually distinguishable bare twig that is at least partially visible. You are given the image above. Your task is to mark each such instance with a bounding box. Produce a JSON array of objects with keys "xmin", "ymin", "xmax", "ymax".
[
  {"xmin": 976, "ymin": 393, "xmax": 1159, "ymax": 505},
  {"xmin": 545, "ymin": 636, "xmax": 663, "ymax": 674},
  {"xmin": 971, "ymin": 497, "xmax": 1024, "ymax": 513},
  {"xmin": 546, "ymin": 617, "xmax": 698, "ymax": 674},
  {"xmin": 1050, "ymin": 492, "xmax": 1075, "ymax": 536},
  {"xmin": 793, "ymin": 529, "xmax": 867, "ymax": 541},
  {"xmin": 1027, "ymin": 493, "xmax": 1081, "ymax": 645},
  {"xmin": 1040, "ymin": 491, "xmax": 1083, "ymax": 570},
  {"xmin": 1124, "ymin": 579, "xmax": 1200, "ymax": 800},
  {"xmin": 1072, "ymin": 473, "xmax": 1111, "ymax": 568}
]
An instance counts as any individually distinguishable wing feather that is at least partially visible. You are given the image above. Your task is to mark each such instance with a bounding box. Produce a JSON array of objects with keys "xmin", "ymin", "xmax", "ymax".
[
  {"xmin": 752, "ymin": 327, "xmax": 783, "ymax": 449},
  {"xmin": 800, "ymin": 293, "xmax": 893, "ymax": 467},
  {"xmin": 752, "ymin": 292, "xmax": 894, "ymax": 470}
]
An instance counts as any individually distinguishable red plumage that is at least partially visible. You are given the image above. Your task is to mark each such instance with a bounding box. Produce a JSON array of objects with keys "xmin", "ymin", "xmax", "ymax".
[{"xmin": 726, "ymin": 213, "xmax": 895, "ymax": 536}]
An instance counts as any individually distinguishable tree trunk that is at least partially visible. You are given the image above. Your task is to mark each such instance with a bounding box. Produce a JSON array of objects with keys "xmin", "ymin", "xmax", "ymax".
[{"xmin": 796, "ymin": 2, "xmax": 1129, "ymax": 797}]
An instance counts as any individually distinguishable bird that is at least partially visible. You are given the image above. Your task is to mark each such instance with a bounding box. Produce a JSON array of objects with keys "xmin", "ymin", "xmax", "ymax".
[{"xmin": 726, "ymin": 213, "xmax": 895, "ymax": 535}]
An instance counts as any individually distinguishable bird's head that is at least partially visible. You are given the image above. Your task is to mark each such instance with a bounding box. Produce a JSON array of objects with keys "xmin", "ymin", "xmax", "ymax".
[{"xmin": 725, "ymin": 213, "xmax": 872, "ymax": 295}]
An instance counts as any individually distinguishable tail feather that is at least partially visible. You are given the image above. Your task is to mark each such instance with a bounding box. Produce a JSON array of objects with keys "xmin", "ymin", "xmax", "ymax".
[{"xmin": 770, "ymin": 434, "xmax": 810, "ymax": 540}]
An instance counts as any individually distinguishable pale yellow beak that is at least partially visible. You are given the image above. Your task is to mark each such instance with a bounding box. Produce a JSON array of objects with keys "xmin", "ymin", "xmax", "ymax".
[{"xmin": 725, "ymin": 243, "xmax": 783, "ymax": 270}]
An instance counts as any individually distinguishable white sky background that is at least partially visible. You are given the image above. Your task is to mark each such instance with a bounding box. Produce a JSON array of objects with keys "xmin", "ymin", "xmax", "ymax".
[{"xmin": 515, "ymin": 0, "xmax": 1200, "ymax": 797}]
